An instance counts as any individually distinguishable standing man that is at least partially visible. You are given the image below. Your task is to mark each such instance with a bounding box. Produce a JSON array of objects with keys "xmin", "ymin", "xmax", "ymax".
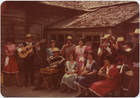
[
  {"xmin": 60, "ymin": 36, "xmax": 75, "ymax": 60},
  {"xmin": 120, "ymin": 41, "xmax": 134, "ymax": 96},
  {"xmin": 113, "ymin": 29, "xmax": 139, "ymax": 97},
  {"xmin": 114, "ymin": 37, "xmax": 124, "ymax": 68},
  {"xmin": 16, "ymin": 34, "xmax": 40, "ymax": 87}
]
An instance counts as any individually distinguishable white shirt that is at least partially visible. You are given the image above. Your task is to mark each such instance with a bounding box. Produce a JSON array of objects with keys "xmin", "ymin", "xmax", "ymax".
[
  {"xmin": 17, "ymin": 42, "xmax": 40, "ymax": 52},
  {"xmin": 98, "ymin": 47, "xmax": 112, "ymax": 55}
]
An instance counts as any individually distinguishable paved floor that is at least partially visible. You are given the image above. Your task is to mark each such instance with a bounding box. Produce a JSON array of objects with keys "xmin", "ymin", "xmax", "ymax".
[
  {"xmin": 1, "ymin": 86, "xmax": 78, "ymax": 97},
  {"xmin": 1, "ymin": 70, "xmax": 78, "ymax": 97},
  {"xmin": 1, "ymin": 70, "xmax": 120, "ymax": 97}
]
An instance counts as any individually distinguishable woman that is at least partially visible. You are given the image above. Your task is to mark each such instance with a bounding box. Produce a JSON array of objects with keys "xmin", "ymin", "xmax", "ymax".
[
  {"xmin": 74, "ymin": 51, "xmax": 98, "ymax": 97},
  {"xmin": 46, "ymin": 40, "xmax": 58, "ymax": 58},
  {"xmin": 74, "ymin": 38, "xmax": 91, "ymax": 75},
  {"xmin": 89, "ymin": 54, "xmax": 118, "ymax": 97},
  {"xmin": 61, "ymin": 54, "xmax": 79, "ymax": 93},
  {"xmin": 3, "ymin": 37, "xmax": 21, "ymax": 87}
]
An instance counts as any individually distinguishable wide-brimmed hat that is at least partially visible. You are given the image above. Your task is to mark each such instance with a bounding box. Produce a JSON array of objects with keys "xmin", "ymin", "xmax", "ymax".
[
  {"xmin": 117, "ymin": 37, "xmax": 124, "ymax": 42},
  {"xmin": 101, "ymin": 34, "xmax": 110, "ymax": 39},
  {"xmin": 66, "ymin": 36, "xmax": 73, "ymax": 40},
  {"xmin": 52, "ymin": 48, "xmax": 60, "ymax": 52},
  {"xmin": 129, "ymin": 29, "xmax": 140, "ymax": 35},
  {"xmin": 26, "ymin": 34, "xmax": 32, "ymax": 38}
]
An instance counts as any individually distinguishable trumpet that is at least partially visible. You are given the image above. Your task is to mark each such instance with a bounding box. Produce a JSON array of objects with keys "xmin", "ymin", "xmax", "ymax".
[
  {"xmin": 98, "ymin": 35, "xmax": 116, "ymax": 61},
  {"xmin": 101, "ymin": 36, "xmax": 116, "ymax": 49}
]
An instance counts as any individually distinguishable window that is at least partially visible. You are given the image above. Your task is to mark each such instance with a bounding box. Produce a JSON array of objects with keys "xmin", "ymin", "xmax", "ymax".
[
  {"xmin": 92, "ymin": 43, "xmax": 100, "ymax": 50},
  {"xmin": 85, "ymin": 36, "xmax": 92, "ymax": 41},
  {"xmin": 93, "ymin": 35, "xmax": 100, "ymax": 41},
  {"xmin": 51, "ymin": 34, "xmax": 56, "ymax": 41},
  {"xmin": 85, "ymin": 35, "xmax": 100, "ymax": 52},
  {"xmin": 58, "ymin": 35, "xmax": 64, "ymax": 42}
]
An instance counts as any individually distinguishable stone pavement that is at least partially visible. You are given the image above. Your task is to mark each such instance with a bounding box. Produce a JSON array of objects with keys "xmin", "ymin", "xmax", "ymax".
[
  {"xmin": 1, "ymin": 85, "xmax": 77, "ymax": 97},
  {"xmin": 1, "ymin": 70, "xmax": 78, "ymax": 97},
  {"xmin": 1, "ymin": 70, "xmax": 120, "ymax": 97}
]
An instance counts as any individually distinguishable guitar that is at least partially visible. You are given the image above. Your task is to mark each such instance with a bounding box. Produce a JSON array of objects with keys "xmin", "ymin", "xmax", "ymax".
[{"xmin": 18, "ymin": 39, "xmax": 46, "ymax": 58}]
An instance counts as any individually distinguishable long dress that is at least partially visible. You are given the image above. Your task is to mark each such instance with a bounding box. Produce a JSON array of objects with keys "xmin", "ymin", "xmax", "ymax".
[
  {"xmin": 61, "ymin": 61, "xmax": 79, "ymax": 90},
  {"xmin": 74, "ymin": 60, "xmax": 98, "ymax": 89},
  {"xmin": 3, "ymin": 44, "xmax": 19, "ymax": 74},
  {"xmin": 74, "ymin": 45, "xmax": 91, "ymax": 75},
  {"xmin": 89, "ymin": 65, "xmax": 118, "ymax": 97}
]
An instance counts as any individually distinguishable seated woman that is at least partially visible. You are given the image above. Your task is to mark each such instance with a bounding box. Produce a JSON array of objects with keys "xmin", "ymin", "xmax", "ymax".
[
  {"xmin": 74, "ymin": 51, "xmax": 98, "ymax": 97},
  {"xmin": 60, "ymin": 54, "xmax": 79, "ymax": 93},
  {"xmin": 89, "ymin": 54, "xmax": 118, "ymax": 97}
]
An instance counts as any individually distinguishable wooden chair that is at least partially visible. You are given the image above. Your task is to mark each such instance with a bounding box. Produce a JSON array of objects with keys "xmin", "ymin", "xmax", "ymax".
[{"xmin": 105, "ymin": 67, "xmax": 123, "ymax": 97}]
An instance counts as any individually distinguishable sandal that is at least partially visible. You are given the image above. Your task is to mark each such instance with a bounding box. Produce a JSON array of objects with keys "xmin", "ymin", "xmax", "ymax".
[
  {"xmin": 75, "ymin": 93, "xmax": 83, "ymax": 97},
  {"xmin": 8, "ymin": 83, "xmax": 12, "ymax": 87},
  {"xmin": 67, "ymin": 90, "xmax": 72, "ymax": 94},
  {"xmin": 61, "ymin": 89, "xmax": 66, "ymax": 93},
  {"xmin": 17, "ymin": 84, "xmax": 22, "ymax": 87}
]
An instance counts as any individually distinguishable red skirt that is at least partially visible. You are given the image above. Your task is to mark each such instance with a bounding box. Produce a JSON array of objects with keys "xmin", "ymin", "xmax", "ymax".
[
  {"xmin": 89, "ymin": 79, "xmax": 118, "ymax": 97},
  {"xmin": 3, "ymin": 56, "xmax": 19, "ymax": 74}
]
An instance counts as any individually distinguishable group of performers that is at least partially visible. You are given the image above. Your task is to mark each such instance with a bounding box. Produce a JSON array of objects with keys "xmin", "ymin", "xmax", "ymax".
[{"xmin": 2, "ymin": 28, "xmax": 139, "ymax": 97}]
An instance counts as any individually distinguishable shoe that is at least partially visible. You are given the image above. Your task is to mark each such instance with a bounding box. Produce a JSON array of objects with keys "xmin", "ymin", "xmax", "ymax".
[
  {"xmin": 67, "ymin": 91, "xmax": 72, "ymax": 94},
  {"xmin": 1, "ymin": 84, "xmax": 4, "ymax": 88},
  {"xmin": 83, "ymin": 95, "xmax": 89, "ymax": 97},
  {"xmin": 67, "ymin": 90, "xmax": 72, "ymax": 94},
  {"xmin": 31, "ymin": 83, "xmax": 35, "ymax": 86},
  {"xmin": 75, "ymin": 93, "xmax": 83, "ymax": 97},
  {"xmin": 8, "ymin": 83, "xmax": 12, "ymax": 87},
  {"xmin": 25, "ymin": 84, "xmax": 28, "ymax": 87},
  {"xmin": 17, "ymin": 84, "xmax": 22, "ymax": 87},
  {"xmin": 61, "ymin": 89, "xmax": 66, "ymax": 93},
  {"xmin": 33, "ymin": 87, "xmax": 39, "ymax": 91}
]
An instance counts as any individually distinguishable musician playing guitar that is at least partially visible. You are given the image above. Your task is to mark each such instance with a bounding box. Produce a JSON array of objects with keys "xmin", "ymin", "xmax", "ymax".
[
  {"xmin": 16, "ymin": 34, "xmax": 40, "ymax": 87},
  {"xmin": 33, "ymin": 48, "xmax": 65, "ymax": 90}
]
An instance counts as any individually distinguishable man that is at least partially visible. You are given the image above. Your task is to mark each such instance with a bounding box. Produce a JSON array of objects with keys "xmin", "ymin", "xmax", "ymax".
[
  {"xmin": 113, "ymin": 29, "xmax": 139, "ymax": 97},
  {"xmin": 60, "ymin": 36, "xmax": 75, "ymax": 60},
  {"xmin": 98, "ymin": 34, "xmax": 112, "ymax": 68},
  {"xmin": 123, "ymin": 41, "xmax": 134, "ymax": 51},
  {"xmin": 16, "ymin": 34, "xmax": 40, "ymax": 87},
  {"xmin": 33, "ymin": 48, "xmax": 65, "ymax": 90},
  {"xmin": 113, "ymin": 37, "xmax": 125, "ymax": 68},
  {"xmin": 120, "ymin": 41, "xmax": 134, "ymax": 96}
]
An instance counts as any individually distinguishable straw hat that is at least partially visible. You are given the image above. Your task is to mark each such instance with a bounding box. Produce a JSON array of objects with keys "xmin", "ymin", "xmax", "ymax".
[
  {"xmin": 101, "ymin": 34, "xmax": 110, "ymax": 39},
  {"xmin": 117, "ymin": 37, "xmax": 124, "ymax": 42},
  {"xmin": 26, "ymin": 34, "xmax": 32, "ymax": 38},
  {"xmin": 66, "ymin": 36, "xmax": 73, "ymax": 40},
  {"xmin": 52, "ymin": 48, "xmax": 60, "ymax": 52},
  {"xmin": 126, "ymin": 48, "xmax": 132, "ymax": 52},
  {"xmin": 129, "ymin": 29, "xmax": 140, "ymax": 35}
]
